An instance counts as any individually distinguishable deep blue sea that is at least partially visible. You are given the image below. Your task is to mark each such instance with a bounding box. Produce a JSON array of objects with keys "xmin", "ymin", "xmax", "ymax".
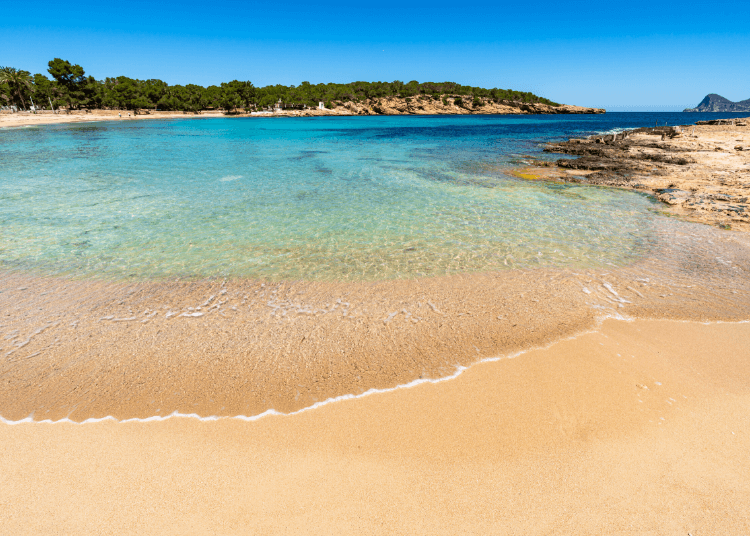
[{"xmin": 0, "ymin": 111, "xmax": 743, "ymax": 281}]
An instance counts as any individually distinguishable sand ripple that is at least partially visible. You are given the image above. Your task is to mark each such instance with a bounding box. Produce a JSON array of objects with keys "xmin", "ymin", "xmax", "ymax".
[{"xmin": 1, "ymin": 218, "xmax": 749, "ymax": 422}]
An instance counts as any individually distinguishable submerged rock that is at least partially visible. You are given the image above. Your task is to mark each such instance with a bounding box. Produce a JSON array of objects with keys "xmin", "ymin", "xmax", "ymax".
[{"xmin": 655, "ymin": 189, "xmax": 691, "ymax": 205}]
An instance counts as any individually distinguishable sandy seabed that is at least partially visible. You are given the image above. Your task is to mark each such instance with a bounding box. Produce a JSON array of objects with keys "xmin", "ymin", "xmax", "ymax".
[{"xmin": 2, "ymin": 318, "xmax": 749, "ymax": 535}]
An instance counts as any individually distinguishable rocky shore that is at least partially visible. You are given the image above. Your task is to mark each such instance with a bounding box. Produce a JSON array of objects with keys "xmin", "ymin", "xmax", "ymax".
[
  {"xmin": 0, "ymin": 97, "xmax": 603, "ymax": 128},
  {"xmin": 518, "ymin": 117, "xmax": 750, "ymax": 231},
  {"xmin": 291, "ymin": 95, "xmax": 603, "ymax": 116}
]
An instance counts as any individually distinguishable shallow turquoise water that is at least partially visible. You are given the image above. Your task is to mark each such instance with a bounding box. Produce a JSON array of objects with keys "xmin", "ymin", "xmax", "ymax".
[{"xmin": 0, "ymin": 114, "xmax": 669, "ymax": 281}]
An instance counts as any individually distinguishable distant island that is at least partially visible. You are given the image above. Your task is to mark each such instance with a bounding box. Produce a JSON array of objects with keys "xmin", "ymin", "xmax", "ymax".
[
  {"xmin": 1, "ymin": 58, "xmax": 603, "ymax": 116},
  {"xmin": 684, "ymin": 94, "xmax": 750, "ymax": 112}
]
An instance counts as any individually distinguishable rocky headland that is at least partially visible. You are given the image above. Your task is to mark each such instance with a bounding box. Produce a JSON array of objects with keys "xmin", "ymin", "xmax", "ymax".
[
  {"xmin": 516, "ymin": 117, "xmax": 750, "ymax": 231},
  {"xmin": 684, "ymin": 94, "xmax": 750, "ymax": 112},
  {"xmin": 292, "ymin": 95, "xmax": 603, "ymax": 116}
]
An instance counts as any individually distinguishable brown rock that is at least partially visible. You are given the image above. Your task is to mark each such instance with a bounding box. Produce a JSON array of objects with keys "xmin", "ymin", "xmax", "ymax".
[{"xmin": 656, "ymin": 189, "xmax": 691, "ymax": 205}]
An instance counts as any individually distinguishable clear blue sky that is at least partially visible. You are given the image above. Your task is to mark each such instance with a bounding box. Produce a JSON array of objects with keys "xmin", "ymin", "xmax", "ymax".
[{"xmin": 2, "ymin": 0, "xmax": 748, "ymax": 110}]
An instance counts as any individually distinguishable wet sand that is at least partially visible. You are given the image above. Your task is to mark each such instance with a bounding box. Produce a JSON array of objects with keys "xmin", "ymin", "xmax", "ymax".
[
  {"xmin": 3, "ymin": 114, "xmax": 750, "ymax": 532},
  {"xmin": 2, "ymin": 317, "xmax": 749, "ymax": 534},
  {"xmin": 2, "ymin": 215, "xmax": 750, "ymax": 422}
]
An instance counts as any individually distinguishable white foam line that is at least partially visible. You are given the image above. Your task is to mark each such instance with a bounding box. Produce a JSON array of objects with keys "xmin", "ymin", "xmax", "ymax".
[
  {"xmin": 602, "ymin": 282, "xmax": 619, "ymax": 296},
  {"xmin": 2, "ymin": 313, "xmax": 748, "ymax": 427},
  {"xmin": 0, "ymin": 311, "xmax": 632, "ymax": 426},
  {"xmin": 636, "ymin": 317, "xmax": 750, "ymax": 326}
]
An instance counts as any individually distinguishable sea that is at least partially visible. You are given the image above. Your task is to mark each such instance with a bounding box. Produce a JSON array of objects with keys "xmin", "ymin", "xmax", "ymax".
[
  {"xmin": 0, "ymin": 111, "xmax": 743, "ymax": 282},
  {"xmin": 1, "ymin": 111, "xmax": 749, "ymax": 423}
]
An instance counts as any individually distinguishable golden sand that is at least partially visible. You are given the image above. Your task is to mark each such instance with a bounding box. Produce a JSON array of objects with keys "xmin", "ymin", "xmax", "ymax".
[
  {"xmin": 2, "ymin": 117, "xmax": 750, "ymax": 532},
  {"xmin": 2, "ymin": 318, "xmax": 749, "ymax": 534},
  {"xmin": 0, "ymin": 110, "xmax": 226, "ymax": 128},
  {"xmin": 2, "ymin": 214, "xmax": 750, "ymax": 422}
]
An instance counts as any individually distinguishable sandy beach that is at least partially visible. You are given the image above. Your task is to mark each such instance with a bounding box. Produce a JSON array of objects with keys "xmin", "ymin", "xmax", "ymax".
[
  {"xmin": 3, "ymin": 0, "xmax": 747, "ymax": 528},
  {"xmin": 2, "ymin": 317, "xmax": 749, "ymax": 534},
  {"xmin": 2, "ymin": 215, "xmax": 749, "ymax": 423},
  {"xmin": 2, "ymin": 114, "xmax": 750, "ymax": 534},
  {"xmin": 0, "ymin": 109, "xmax": 225, "ymax": 128},
  {"xmin": 0, "ymin": 97, "xmax": 604, "ymax": 129}
]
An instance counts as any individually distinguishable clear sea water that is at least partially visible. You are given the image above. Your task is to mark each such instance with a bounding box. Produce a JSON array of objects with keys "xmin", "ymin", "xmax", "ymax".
[{"xmin": 0, "ymin": 112, "xmax": 742, "ymax": 281}]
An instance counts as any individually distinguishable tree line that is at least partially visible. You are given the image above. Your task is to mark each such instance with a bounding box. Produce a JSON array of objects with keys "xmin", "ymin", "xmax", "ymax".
[{"xmin": 0, "ymin": 58, "xmax": 560, "ymax": 114}]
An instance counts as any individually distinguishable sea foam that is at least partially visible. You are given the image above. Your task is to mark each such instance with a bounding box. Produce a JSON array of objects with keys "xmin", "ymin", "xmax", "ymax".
[{"xmin": 0, "ymin": 310, "xmax": 640, "ymax": 426}]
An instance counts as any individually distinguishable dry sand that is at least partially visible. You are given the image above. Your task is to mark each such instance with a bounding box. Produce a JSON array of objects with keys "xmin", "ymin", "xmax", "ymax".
[
  {"xmin": 0, "ymin": 110, "xmax": 224, "ymax": 128},
  {"xmin": 2, "ymin": 113, "xmax": 749, "ymax": 533},
  {"xmin": 2, "ymin": 317, "xmax": 749, "ymax": 535}
]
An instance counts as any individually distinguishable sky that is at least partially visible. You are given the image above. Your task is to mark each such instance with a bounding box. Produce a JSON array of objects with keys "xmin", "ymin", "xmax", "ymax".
[{"xmin": 2, "ymin": 0, "xmax": 749, "ymax": 110}]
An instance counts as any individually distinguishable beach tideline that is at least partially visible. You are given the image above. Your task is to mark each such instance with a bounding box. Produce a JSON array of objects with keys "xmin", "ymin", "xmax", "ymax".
[{"xmin": 2, "ymin": 318, "xmax": 749, "ymax": 535}]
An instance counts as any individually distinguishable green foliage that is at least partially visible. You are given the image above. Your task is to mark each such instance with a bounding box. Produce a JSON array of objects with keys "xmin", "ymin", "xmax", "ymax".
[
  {"xmin": 130, "ymin": 96, "xmax": 152, "ymax": 113},
  {"xmin": 224, "ymin": 80, "xmax": 255, "ymax": 109},
  {"xmin": 473, "ymin": 96, "xmax": 483, "ymax": 107},
  {"xmin": 3, "ymin": 58, "xmax": 561, "ymax": 113},
  {"xmin": 0, "ymin": 67, "xmax": 33, "ymax": 109},
  {"xmin": 28, "ymin": 74, "xmax": 57, "ymax": 109},
  {"xmin": 47, "ymin": 58, "xmax": 88, "ymax": 109},
  {"xmin": 47, "ymin": 58, "xmax": 84, "ymax": 86},
  {"xmin": 220, "ymin": 81, "xmax": 247, "ymax": 112}
]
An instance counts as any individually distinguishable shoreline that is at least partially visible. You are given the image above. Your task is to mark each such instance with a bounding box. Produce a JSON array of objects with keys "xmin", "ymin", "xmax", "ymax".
[
  {"xmin": 2, "ymin": 215, "xmax": 749, "ymax": 423},
  {"xmin": 0, "ymin": 110, "xmax": 226, "ymax": 129},
  {"xmin": 2, "ymin": 314, "xmax": 747, "ymax": 426},
  {"xmin": 2, "ymin": 114, "xmax": 750, "ymax": 423},
  {"xmin": 514, "ymin": 116, "xmax": 750, "ymax": 231},
  {"xmin": 3, "ymin": 113, "xmax": 750, "ymax": 532},
  {"xmin": 0, "ymin": 312, "xmax": 646, "ymax": 426},
  {"xmin": 0, "ymin": 98, "xmax": 603, "ymax": 129},
  {"xmin": 3, "ymin": 317, "xmax": 749, "ymax": 534}
]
